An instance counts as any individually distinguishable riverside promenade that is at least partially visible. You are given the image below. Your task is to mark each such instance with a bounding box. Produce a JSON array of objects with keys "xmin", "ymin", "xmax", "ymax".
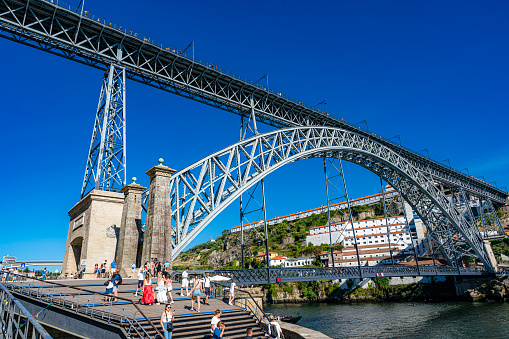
[{"xmin": 4, "ymin": 276, "xmax": 267, "ymax": 338}]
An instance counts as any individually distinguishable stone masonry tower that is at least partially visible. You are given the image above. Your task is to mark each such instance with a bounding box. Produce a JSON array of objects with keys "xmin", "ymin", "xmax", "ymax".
[
  {"xmin": 142, "ymin": 159, "xmax": 175, "ymax": 265},
  {"xmin": 115, "ymin": 179, "xmax": 146, "ymax": 277}
]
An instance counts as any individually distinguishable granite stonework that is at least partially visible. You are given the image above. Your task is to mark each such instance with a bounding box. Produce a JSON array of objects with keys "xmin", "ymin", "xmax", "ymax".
[
  {"xmin": 279, "ymin": 321, "xmax": 333, "ymax": 339},
  {"xmin": 115, "ymin": 182, "xmax": 146, "ymax": 277},
  {"xmin": 141, "ymin": 164, "xmax": 175, "ymax": 265},
  {"xmin": 62, "ymin": 190, "xmax": 124, "ymax": 279}
]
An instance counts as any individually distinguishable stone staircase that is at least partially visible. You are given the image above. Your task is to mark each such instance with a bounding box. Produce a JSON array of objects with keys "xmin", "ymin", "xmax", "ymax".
[{"xmin": 132, "ymin": 309, "xmax": 267, "ymax": 339}]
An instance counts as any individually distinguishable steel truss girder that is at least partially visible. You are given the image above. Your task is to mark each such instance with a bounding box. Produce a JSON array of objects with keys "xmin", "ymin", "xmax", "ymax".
[
  {"xmin": 212, "ymin": 265, "xmax": 486, "ymax": 285},
  {"xmin": 167, "ymin": 127, "xmax": 494, "ymax": 272},
  {"xmin": 0, "ymin": 0, "xmax": 505, "ymax": 204},
  {"xmin": 81, "ymin": 63, "xmax": 126, "ymax": 198},
  {"xmin": 478, "ymin": 196, "xmax": 505, "ymax": 238}
]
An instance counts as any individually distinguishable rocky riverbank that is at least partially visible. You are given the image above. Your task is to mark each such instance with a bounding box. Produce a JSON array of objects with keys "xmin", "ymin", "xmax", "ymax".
[
  {"xmin": 259, "ymin": 276, "xmax": 509, "ymax": 304},
  {"xmin": 460, "ymin": 276, "xmax": 509, "ymax": 301}
]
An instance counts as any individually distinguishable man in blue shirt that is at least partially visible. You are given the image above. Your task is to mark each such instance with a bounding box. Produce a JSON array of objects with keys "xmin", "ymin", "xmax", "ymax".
[
  {"xmin": 110, "ymin": 260, "xmax": 117, "ymax": 278},
  {"xmin": 213, "ymin": 321, "xmax": 225, "ymax": 339}
]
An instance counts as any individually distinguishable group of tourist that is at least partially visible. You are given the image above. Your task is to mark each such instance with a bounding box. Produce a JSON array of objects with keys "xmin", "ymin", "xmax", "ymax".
[
  {"xmin": 157, "ymin": 308, "xmax": 261, "ymax": 339},
  {"xmin": 93, "ymin": 259, "xmax": 119, "ymax": 279},
  {"xmin": 103, "ymin": 268, "xmax": 122, "ymax": 302},
  {"xmin": 97, "ymin": 263, "xmax": 279, "ymax": 339},
  {"xmin": 0, "ymin": 266, "xmax": 49, "ymax": 281},
  {"xmin": 134, "ymin": 262, "xmax": 175, "ymax": 306}
]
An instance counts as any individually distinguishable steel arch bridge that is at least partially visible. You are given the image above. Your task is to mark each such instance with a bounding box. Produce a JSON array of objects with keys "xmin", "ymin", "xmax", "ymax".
[
  {"xmin": 0, "ymin": 0, "xmax": 506, "ymax": 204},
  {"xmin": 167, "ymin": 126, "xmax": 493, "ymax": 272}
]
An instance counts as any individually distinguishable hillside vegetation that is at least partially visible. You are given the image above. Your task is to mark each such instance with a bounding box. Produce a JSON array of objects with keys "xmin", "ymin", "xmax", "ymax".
[{"xmin": 176, "ymin": 201, "xmax": 391, "ymax": 269}]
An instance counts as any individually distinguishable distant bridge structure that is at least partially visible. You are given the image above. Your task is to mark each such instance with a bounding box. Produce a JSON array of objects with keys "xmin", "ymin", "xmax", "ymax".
[{"xmin": 0, "ymin": 0, "xmax": 506, "ymax": 277}]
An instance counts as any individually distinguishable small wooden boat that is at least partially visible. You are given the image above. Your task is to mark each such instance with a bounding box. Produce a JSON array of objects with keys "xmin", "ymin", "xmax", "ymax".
[{"xmin": 278, "ymin": 315, "xmax": 302, "ymax": 324}]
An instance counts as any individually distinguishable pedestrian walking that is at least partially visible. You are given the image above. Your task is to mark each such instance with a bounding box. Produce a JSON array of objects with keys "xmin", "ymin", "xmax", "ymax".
[
  {"xmin": 181, "ymin": 267, "xmax": 190, "ymax": 296},
  {"xmin": 110, "ymin": 260, "xmax": 116, "ymax": 278},
  {"xmin": 156, "ymin": 272, "xmax": 168, "ymax": 305},
  {"xmin": 160, "ymin": 304, "xmax": 175, "ymax": 339},
  {"xmin": 190, "ymin": 276, "xmax": 203, "ymax": 312},
  {"xmin": 165, "ymin": 270, "xmax": 175, "ymax": 304},
  {"xmin": 93, "ymin": 264, "xmax": 99, "ymax": 279},
  {"xmin": 111, "ymin": 269, "xmax": 121, "ymax": 302},
  {"xmin": 211, "ymin": 309, "xmax": 221, "ymax": 333},
  {"xmin": 131, "ymin": 262, "xmax": 136, "ymax": 278},
  {"xmin": 140, "ymin": 273, "xmax": 155, "ymax": 305},
  {"xmin": 268, "ymin": 315, "xmax": 284, "ymax": 339},
  {"xmin": 135, "ymin": 266, "xmax": 144, "ymax": 296},
  {"xmin": 42, "ymin": 267, "xmax": 48, "ymax": 281},
  {"xmin": 228, "ymin": 278, "xmax": 236, "ymax": 305},
  {"xmin": 203, "ymin": 272, "xmax": 211, "ymax": 305},
  {"xmin": 104, "ymin": 278, "xmax": 113, "ymax": 302},
  {"xmin": 213, "ymin": 321, "xmax": 225, "ymax": 339}
]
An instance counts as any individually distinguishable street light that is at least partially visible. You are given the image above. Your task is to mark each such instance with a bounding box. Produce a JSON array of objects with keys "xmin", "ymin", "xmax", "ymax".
[
  {"xmin": 460, "ymin": 168, "xmax": 470, "ymax": 175},
  {"xmin": 313, "ymin": 100, "xmax": 327, "ymax": 114},
  {"xmin": 355, "ymin": 120, "xmax": 369, "ymax": 132},
  {"xmin": 255, "ymin": 74, "xmax": 269, "ymax": 89},
  {"xmin": 389, "ymin": 135, "xmax": 401, "ymax": 146},
  {"xmin": 419, "ymin": 149, "xmax": 430, "ymax": 158},
  {"xmin": 441, "ymin": 159, "xmax": 451, "ymax": 168}
]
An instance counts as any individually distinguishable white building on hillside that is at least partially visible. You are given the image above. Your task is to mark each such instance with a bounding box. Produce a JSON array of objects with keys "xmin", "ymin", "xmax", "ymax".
[
  {"xmin": 268, "ymin": 256, "xmax": 314, "ymax": 268},
  {"xmin": 306, "ymin": 215, "xmax": 417, "ymax": 267}
]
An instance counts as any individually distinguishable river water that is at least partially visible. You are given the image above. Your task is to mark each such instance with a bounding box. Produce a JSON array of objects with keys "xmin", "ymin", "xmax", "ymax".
[{"xmin": 264, "ymin": 302, "xmax": 509, "ymax": 338}]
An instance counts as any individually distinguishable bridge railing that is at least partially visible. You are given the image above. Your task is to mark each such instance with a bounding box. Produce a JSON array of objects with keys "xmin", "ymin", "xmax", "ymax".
[
  {"xmin": 0, "ymin": 282, "xmax": 52, "ymax": 339},
  {"xmin": 211, "ymin": 265, "xmax": 489, "ymax": 284},
  {"xmin": 211, "ymin": 282, "xmax": 270, "ymax": 335},
  {"xmin": 1, "ymin": 272, "xmax": 163, "ymax": 339}
]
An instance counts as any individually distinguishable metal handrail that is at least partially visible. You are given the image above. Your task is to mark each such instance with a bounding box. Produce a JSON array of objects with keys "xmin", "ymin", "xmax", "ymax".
[
  {"xmin": 2, "ymin": 272, "xmax": 163, "ymax": 339},
  {"xmin": 0, "ymin": 282, "xmax": 53, "ymax": 338},
  {"xmin": 212, "ymin": 282, "xmax": 270, "ymax": 334}
]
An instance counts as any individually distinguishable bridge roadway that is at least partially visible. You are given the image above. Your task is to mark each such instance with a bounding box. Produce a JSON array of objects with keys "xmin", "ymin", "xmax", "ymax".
[
  {"xmin": 0, "ymin": 0, "xmax": 505, "ymax": 205},
  {"xmin": 210, "ymin": 266, "xmax": 488, "ymax": 285}
]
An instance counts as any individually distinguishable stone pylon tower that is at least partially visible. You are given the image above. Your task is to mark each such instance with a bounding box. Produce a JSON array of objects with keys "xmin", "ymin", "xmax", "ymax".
[
  {"xmin": 142, "ymin": 159, "xmax": 175, "ymax": 265},
  {"xmin": 116, "ymin": 179, "xmax": 146, "ymax": 277}
]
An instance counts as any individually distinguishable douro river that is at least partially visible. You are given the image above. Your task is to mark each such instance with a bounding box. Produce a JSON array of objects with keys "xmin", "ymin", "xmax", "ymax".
[{"xmin": 264, "ymin": 302, "xmax": 509, "ymax": 338}]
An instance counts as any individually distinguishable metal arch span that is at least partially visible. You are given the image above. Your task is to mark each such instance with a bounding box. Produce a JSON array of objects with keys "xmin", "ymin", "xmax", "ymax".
[{"xmin": 168, "ymin": 127, "xmax": 494, "ymax": 272}]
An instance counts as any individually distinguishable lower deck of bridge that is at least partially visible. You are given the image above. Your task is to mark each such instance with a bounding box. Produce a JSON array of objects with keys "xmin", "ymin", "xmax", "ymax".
[{"xmin": 12, "ymin": 278, "xmax": 241, "ymax": 320}]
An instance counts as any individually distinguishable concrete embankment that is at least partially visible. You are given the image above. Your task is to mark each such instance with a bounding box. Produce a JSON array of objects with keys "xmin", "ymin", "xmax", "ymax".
[{"xmin": 279, "ymin": 321, "xmax": 333, "ymax": 339}]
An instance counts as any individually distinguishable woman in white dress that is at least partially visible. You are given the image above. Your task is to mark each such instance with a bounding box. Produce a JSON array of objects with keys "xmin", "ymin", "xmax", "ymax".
[{"xmin": 156, "ymin": 272, "xmax": 168, "ymax": 305}]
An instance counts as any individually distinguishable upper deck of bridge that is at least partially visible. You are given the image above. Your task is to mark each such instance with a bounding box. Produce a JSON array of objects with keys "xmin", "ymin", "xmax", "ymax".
[{"xmin": 0, "ymin": 0, "xmax": 506, "ymax": 203}]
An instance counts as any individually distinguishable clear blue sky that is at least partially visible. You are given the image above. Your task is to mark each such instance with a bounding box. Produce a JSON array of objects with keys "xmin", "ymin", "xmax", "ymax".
[{"xmin": 1, "ymin": 0, "xmax": 508, "ymax": 266}]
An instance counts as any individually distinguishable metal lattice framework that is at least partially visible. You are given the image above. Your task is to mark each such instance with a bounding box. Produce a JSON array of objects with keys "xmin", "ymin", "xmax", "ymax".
[
  {"xmin": 81, "ymin": 64, "xmax": 126, "ymax": 198},
  {"xmin": 212, "ymin": 266, "xmax": 487, "ymax": 285},
  {"xmin": 0, "ymin": 0, "xmax": 505, "ymax": 205},
  {"xmin": 0, "ymin": 283, "xmax": 52, "ymax": 339},
  {"xmin": 168, "ymin": 126, "xmax": 494, "ymax": 272}
]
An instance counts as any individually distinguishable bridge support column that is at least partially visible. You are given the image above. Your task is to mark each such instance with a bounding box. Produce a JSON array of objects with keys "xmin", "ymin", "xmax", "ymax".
[
  {"xmin": 142, "ymin": 160, "xmax": 175, "ymax": 266},
  {"xmin": 483, "ymin": 240, "xmax": 499, "ymax": 272},
  {"xmin": 62, "ymin": 190, "xmax": 124, "ymax": 279},
  {"xmin": 116, "ymin": 180, "xmax": 146, "ymax": 277}
]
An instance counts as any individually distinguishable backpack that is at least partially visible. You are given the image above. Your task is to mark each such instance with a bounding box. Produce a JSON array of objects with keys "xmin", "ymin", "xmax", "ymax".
[
  {"xmin": 269, "ymin": 323, "xmax": 278, "ymax": 338},
  {"xmin": 117, "ymin": 274, "xmax": 123, "ymax": 285}
]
